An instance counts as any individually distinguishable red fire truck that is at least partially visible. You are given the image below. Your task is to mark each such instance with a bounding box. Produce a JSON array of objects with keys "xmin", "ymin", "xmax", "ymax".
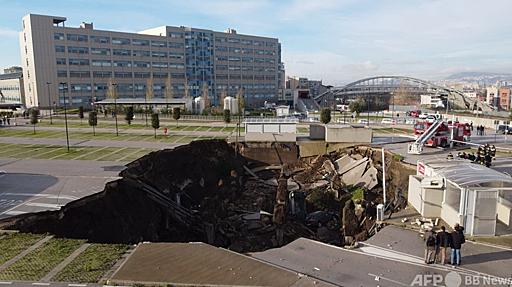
[{"xmin": 413, "ymin": 120, "xmax": 471, "ymax": 147}]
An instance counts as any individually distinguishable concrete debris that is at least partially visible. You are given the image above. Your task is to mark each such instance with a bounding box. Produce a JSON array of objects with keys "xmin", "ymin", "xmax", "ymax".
[
  {"xmin": 360, "ymin": 166, "xmax": 378, "ymax": 190},
  {"xmin": 264, "ymin": 178, "xmax": 278, "ymax": 187},
  {"xmin": 287, "ymin": 178, "xmax": 300, "ymax": 192},
  {"xmin": 310, "ymin": 180, "xmax": 329, "ymax": 189},
  {"xmin": 334, "ymin": 155, "xmax": 355, "ymax": 174},
  {"xmin": 321, "ymin": 160, "xmax": 336, "ymax": 175},
  {"xmin": 338, "ymin": 157, "xmax": 368, "ymax": 176},
  {"xmin": 341, "ymin": 161, "xmax": 368, "ymax": 186}
]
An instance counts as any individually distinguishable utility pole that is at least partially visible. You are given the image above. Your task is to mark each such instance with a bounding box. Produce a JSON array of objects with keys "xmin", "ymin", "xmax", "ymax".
[
  {"xmin": 60, "ymin": 82, "xmax": 70, "ymax": 152},
  {"xmin": 46, "ymin": 82, "xmax": 53, "ymax": 124}
]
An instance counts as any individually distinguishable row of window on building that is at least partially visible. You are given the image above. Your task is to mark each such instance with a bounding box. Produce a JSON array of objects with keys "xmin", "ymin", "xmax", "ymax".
[
  {"xmin": 57, "ymin": 58, "xmax": 186, "ymax": 68},
  {"xmin": 56, "ymin": 32, "xmax": 277, "ymax": 48},
  {"xmin": 63, "ymin": 83, "xmax": 276, "ymax": 92},
  {"xmin": 58, "ymin": 58, "xmax": 276, "ymax": 72},
  {"xmin": 55, "ymin": 45, "xmax": 185, "ymax": 57},
  {"xmin": 216, "ymin": 56, "xmax": 275, "ymax": 64},
  {"xmin": 57, "ymin": 70, "xmax": 276, "ymax": 80},
  {"xmin": 0, "ymin": 85, "xmax": 20, "ymax": 91},
  {"xmin": 55, "ymin": 45, "xmax": 275, "ymax": 64},
  {"xmin": 214, "ymin": 46, "xmax": 275, "ymax": 55}
]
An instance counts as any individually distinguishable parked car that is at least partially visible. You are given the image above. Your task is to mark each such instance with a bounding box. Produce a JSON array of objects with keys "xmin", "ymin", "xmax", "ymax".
[
  {"xmin": 405, "ymin": 118, "xmax": 416, "ymax": 125},
  {"xmin": 381, "ymin": 118, "xmax": 396, "ymax": 125},
  {"xmin": 497, "ymin": 124, "xmax": 512, "ymax": 134},
  {"xmin": 425, "ymin": 115, "xmax": 438, "ymax": 123},
  {"xmin": 358, "ymin": 119, "xmax": 369, "ymax": 124},
  {"xmin": 408, "ymin": 110, "xmax": 421, "ymax": 118}
]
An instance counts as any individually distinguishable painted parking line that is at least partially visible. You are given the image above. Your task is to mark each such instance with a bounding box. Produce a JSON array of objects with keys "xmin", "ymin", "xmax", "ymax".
[
  {"xmin": 95, "ymin": 147, "xmax": 128, "ymax": 161},
  {"xmin": 71, "ymin": 146, "xmax": 110, "ymax": 160},
  {"xmin": 4, "ymin": 144, "xmax": 40, "ymax": 158},
  {"xmin": 28, "ymin": 146, "xmax": 66, "ymax": 159},
  {"xmin": 13, "ymin": 144, "xmax": 50, "ymax": 157},
  {"xmin": 115, "ymin": 148, "xmax": 144, "ymax": 162}
]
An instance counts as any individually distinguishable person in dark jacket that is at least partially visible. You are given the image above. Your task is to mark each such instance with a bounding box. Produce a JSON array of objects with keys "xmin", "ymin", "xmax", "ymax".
[
  {"xmin": 424, "ymin": 228, "xmax": 437, "ymax": 264},
  {"xmin": 450, "ymin": 223, "xmax": 465, "ymax": 266},
  {"xmin": 436, "ymin": 226, "xmax": 450, "ymax": 264}
]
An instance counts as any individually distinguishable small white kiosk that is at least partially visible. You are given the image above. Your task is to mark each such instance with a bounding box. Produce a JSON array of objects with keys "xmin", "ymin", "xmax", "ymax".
[{"xmin": 408, "ymin": 160, "xmax": 512, "ymax": 236}]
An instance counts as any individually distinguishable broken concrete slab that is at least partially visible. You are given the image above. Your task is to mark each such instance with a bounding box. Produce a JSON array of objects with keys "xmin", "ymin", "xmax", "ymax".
[
  {"xmin": 264, "ymin": 178, "xmax": 278, "ymax": 186},
  {"xmin": 242, "ymin": 212, "xmax": 261, "ymax": 221},
  {"xmin": 360, "ymin": 166, "xmax": 378, "ymax": 190},
  {"xmin": 338, "ymin": 157, "xmax": 368, "ymax": 176},
  {"xmin": 351, "ymin": 154, "xmax": 363, "ymax": 161},
  {"xmin": 321, "ymin": 160, "xmax": 336, "ymax": 175},
  {"xmin": 287, "ymin": 178, "xmax": 300, "ymax": 192},
  {"xmin": 310, "ymin": 180, "xmax": 329, "ymax": 189},
  {"xmin": 341, "ymin": 161, "xmax": 368, "ymax": 186},
  {"xmin": 334, "ymin": 155, "xmax": 355, "ymax": 174}
]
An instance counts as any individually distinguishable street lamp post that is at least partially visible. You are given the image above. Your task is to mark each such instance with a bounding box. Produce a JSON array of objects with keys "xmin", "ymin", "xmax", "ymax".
[
  {"xmin": 391, "ymin": 92, "xmax": 395, "ymax": 143},
  {"xmin": 46, "ymin": 82, "xmax": 53, "ymax": 124},
  {"xmin": 59, "ymin": 82, "xmax": 70, "ymax": 152},
  {"xmin": 112, "ymin": 83, "xmax": 119, "ymax": 136},
  {"xmin": 367, "ymin": 89, "xmax": 370, "ymax": 126}
]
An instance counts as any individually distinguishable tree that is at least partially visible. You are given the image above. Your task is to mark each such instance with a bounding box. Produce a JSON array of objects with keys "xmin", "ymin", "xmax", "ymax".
[
  {"xmin": 320, "ymin": 108, "xmax": 331, "ymax": 124},
  {"xmin": 349, "ymin": 99, "xmax": 364, "ymax": 116},
  {"xmin": 172, "ymin": 107, "xmax": 181, "ymax": 127},
  {"xmin": 184, "ymin": 81, "xmax": 190, "ymax": 100},
  {"xmin": 220, "ymin": 89, "xmax": 227, "ymax": 111},
  {"xmin": 236, "ymin": 88, "xmax": 245, "ymax": 116},
  {"xmin": 202, "ymin": 83, "xmax": 210, "ymax": 110},
  {"xmin": 223, "ymin": 109, "xmax": 231, "ymax": 124},
  {"xmin": 30, "ymin": 108, "xmax": 39, "ymax": 134},
  {"xmin": 88, "ymin": 110, "xmax": 98, "ymax": 136},
  {"xmin": 165, "ymin": 75, "xmax": 173, "ymax": 111},
  {"xmin": 125, "ymin": 106, "xmax": 134, "ymax": 125},
  {"xmin": 151, "ymin": 112, "xmax": 160, "ymax": 138},
  {"xmin": 145, "ymin": 77, "xmax": 154, "ymax": 126},
  {"xmin": 393, "ymin": 80, "xmax": 417, "ymax": 105},
  {"xmin": 78, "ymin": 106, "xmax": 84, "ymax": 125}
]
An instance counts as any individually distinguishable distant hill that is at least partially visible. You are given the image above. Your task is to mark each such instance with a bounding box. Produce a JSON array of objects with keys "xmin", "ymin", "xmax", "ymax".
[{"xmin": 445, "ymin": 72, "xmax": 512, "ymax": 84}]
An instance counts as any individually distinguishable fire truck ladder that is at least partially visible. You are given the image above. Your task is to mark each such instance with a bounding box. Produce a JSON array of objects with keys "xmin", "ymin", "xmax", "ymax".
[{"xmin": 408, "ymin": 119, "xmax": 444, "ymax": 154}]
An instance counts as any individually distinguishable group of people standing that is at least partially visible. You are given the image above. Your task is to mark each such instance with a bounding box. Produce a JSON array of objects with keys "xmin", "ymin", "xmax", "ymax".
[
  {"xmin": 424, "ymin": 224, "xmax": 465, "ymax": 266},
  {"xmin": 0, "ymin": 115, "xmax": 11, "ymax": 125},
  {"xmin": 475, "ymin": 124, "xmax": 486, "ymax": 136}
]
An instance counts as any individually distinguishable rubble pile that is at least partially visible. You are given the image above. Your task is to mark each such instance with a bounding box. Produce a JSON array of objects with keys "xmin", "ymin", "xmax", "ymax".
[
  {"xmin": 282, "ymin": 146, "xmax": 412, "ymax": 246},
  {"xmin": 0, "ymin": 141, "xmax": 414, "ymax": 252}
]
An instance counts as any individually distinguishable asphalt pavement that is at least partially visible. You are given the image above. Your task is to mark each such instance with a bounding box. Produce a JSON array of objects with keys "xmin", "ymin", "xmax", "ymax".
[
  {"xmin": 253, "ymin": 225, "xmax": 512, "ymax": 287},
  {"xmin": 0, "ymin": 158, "xmax": 122, "ymax": 219}
]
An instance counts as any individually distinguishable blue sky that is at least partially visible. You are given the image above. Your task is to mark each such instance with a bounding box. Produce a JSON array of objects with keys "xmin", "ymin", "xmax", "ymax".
[{"xmin": 1, "ymin": 0, "xmax": 511, "ymax": 85}]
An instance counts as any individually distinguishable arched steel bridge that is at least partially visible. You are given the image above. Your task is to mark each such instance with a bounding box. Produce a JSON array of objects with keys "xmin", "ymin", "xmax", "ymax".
[{"xmin": 314, "ymin": 75, "xmax": 486, "ymax": 111}]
